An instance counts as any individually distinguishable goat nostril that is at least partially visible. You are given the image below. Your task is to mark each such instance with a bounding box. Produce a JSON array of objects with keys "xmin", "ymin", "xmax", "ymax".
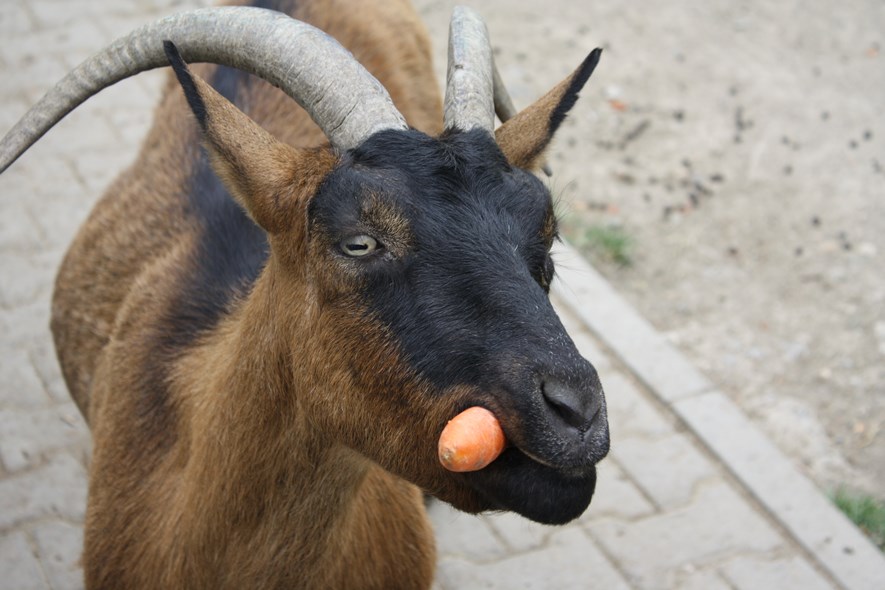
[{"xmin": 541, "ymin": 379, "xmax": 598, "ymax": 432}]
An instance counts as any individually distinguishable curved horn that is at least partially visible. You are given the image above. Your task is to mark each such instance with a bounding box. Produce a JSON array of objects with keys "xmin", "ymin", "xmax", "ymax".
[
  {"xmin": 0, "ymin": 7, "xmax": 407, "ymax": 173},
  {"xmin": 443, "ymin": 6, "xmax": 495, "ymax": 133},
  {"xmin": 492, "ymin": 62, "xmax": 518, "ymax": 124}
]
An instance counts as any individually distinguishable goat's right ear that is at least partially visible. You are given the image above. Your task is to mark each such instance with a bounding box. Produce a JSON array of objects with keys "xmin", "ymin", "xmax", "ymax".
[{"xmin": 164, "ymin": 41, "xmax": 334, "ymax": 235}]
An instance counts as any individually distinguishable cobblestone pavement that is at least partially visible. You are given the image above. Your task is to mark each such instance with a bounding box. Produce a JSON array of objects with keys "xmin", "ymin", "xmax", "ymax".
[{"xmin": 1, "ymin": 1, "xmax": 884, "ymax": 589}]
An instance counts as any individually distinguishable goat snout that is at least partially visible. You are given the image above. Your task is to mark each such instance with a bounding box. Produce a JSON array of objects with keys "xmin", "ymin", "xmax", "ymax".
[
  {"xmin": 516, "ymin": 364, "xmax": 609, "ymax": 470},
  {"xmin": 540, "ymin": 376, "xmax": 603, "ymax": 436}
]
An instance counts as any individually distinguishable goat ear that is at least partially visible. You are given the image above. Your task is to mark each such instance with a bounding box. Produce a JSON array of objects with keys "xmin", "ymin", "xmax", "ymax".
[
  {"xmin": 495, "ymin": 48, "xmax": 601, "ymax": 172},
  {"xmin": 164, "ymin": 41, "xmax": 331, "ymax": 234}
]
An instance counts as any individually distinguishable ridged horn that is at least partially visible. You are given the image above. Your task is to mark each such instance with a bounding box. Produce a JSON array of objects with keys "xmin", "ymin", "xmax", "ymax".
[
  {"xmin": 0, "ymin": 6, "xmax": 408, "ymax": 173},
  {"xmin": 443, "ymin": 6, "xmax": 495, "ymax": 133}
]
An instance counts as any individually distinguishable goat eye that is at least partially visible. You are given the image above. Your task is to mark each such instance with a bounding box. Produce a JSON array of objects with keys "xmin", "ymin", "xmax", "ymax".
[{"xmin": 340, "ymin": 235, "xmax": 379, "ymax": 257}]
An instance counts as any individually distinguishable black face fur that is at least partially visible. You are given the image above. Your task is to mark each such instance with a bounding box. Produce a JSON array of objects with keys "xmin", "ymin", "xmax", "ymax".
[{"xmin": 310, "ymin": 129, "xmax": 610, "ymax": 524}]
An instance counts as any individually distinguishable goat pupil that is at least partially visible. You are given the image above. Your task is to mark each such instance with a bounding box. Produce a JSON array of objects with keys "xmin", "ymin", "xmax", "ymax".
[{"xmin": 341, "ymin": 235, "xmax": 378, "ymax": 257}]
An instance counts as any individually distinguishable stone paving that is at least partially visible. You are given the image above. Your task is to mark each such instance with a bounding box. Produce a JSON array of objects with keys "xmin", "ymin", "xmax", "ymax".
[{"xmin": 1, "ymin": 1, "xmax": 884, "ymax": 589}]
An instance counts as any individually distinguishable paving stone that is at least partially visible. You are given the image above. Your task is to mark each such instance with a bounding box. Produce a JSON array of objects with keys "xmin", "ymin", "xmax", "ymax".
[
  {"xmin": 0, "ymin": 301, "xmax": 51, "ymax": 352},
  {"xmin": 10, "ymin": 155, "xmax": 84, "ymax": 203},
  {"xmin": 0, "ymin": 348, "xmax": 52, "ymax": 408},
  {"xmin": 70, "ymin": 148, "xmax": 140, "ymax": 195},
  {"xmin": 26, "ymin": 0, "xmax": 102, "ymax": 28},
  {"xmin": 0, "ymin": 531, "xmax": 47, "ymax": 590},
  {"xmin": 427, "ymin": 500, "xmax": 509, "ymax": 563},
  {"xmin": 0, "ymin": 252, "xmax": 55, "ymax": 308},
  {"xmin": 0, "ymin": 199, "xmax": 43, "ymax": 253},
  {"xmin": 580, "ymin": 459, "xmax": 655, "ymax": 522},
  {"xmin": 0, "ymin": 452, "xmax": 87, "ymax": 529},
  {"xmin": 612, "ymin": 433, "xmax": 717, "ymax": 510},
  {"xmin": 25, "ymin": 192, "xmax": 93, "ymax": 254},
  {"xmin": 0, "ymin": 402, "xmax": 90, "ymax": 472},
  {"xmin": 0, "ymin": 2, "xmax": 35, "ymax": 36},
  {"xmin": 0, "ymin": 162, "xmax": 46, "ymax": 204},
  {"xmin": 107, "ymin": 0, "xmax": 206, "ymax": 21},
  {"xmin": 2, "ymin": 19, "xmax": 107, "ymax": 70},
  {"xmin": 603, "ymin": 371, "xmax": 674, "ymax": 440},
  {"xmin": 482, "ymin": 511, "xmax": 553, "ymax": 553},
  {"xmin": 587, "ymin": 481, "xmax": 783, "ymax": 590},
  {"xmin": 720, "ymin": 554, "xmax": 835, "ymax": 590},
  {"xmin": 29, "ymin": 340, "xmax": 70, "ymax": 403},
  {"xmin": 20, "ymin": 112, "xmax": 119, "ymax": 165},
  {"xmin": 0, "ymin": 55, "xmax": 71, "ymax": 104},
  {"xmin": 675, "ymin": 391, "xmax": 885, "ymax": 590},
  {"xmin": 32, "ymin": 520, "xmax": 85, "ymax": 590},
  {"xmin": 131, "ymin": 68, "xmax": 174, "ymax": 97},
  {"xmin": 435, "ymin": 528, "xmax": 630, "ymax": 590},
  {"xmin": 673, "ymin": 567, "xmax": 731, "ymax": 590}
]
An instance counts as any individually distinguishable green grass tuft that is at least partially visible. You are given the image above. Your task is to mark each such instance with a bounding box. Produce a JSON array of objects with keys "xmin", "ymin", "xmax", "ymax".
[
  {"xmin": 581, "ymin": 225, "xmax": 633, "ymax": 267},
  {"xmin": 831, "ymin": 488, "xmax": 885, "ymax": 551}
]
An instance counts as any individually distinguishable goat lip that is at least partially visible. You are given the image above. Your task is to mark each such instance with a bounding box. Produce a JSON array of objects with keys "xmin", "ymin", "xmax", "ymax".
[
  {"xmin": 461, "ymin": 446, "xmax": 599, "ymax": 525},
  {"xmin": 503, "ymin": 427, "xmax": 609, "ymax": 475},
  {"xmin": 515, "ymin": 445, "xmax": 599, "ymax": 478}
]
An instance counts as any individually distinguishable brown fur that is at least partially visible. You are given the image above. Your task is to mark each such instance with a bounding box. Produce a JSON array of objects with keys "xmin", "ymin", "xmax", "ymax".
[{"xmin": 48, "ymin": 1, "xmax": 582, "ymax": 588}]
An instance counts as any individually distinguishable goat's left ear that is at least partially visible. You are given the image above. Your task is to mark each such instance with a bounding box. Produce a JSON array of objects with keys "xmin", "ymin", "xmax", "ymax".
[
  {"xmin": 495, "ymin": 48, "xmax": 601, "ymax": 172},
  {"xmin": 164, "ymin": 41, "xmax": 334, "ymax": 235}
]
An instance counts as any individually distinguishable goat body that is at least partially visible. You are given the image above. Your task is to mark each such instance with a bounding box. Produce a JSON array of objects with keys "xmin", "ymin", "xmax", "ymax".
[{"xmin": 1, "ymin": 0, "xmax": 612, "ymax": 588}]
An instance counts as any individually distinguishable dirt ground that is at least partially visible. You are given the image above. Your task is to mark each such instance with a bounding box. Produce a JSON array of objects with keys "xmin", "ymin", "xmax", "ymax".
[{"xmin": 416, "ymin": 0, "xmax": 884, "ymax": 501}]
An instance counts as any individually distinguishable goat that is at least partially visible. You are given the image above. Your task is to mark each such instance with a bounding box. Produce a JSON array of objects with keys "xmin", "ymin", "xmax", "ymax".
[{"xmin": 0, "ymin": 1, "xmax": 609, "ymax": 588}]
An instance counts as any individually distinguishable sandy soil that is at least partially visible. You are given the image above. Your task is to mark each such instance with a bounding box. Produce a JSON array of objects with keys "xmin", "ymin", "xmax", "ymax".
[{"xmin": 415, "ymin": 0, "xmax": 884, "ymax": 500}]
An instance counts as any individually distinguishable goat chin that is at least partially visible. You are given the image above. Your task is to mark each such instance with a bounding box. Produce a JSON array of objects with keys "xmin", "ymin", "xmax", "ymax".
[{"xmin": 448, "ymin": 448, "xmax": 600, "ymax": 525}]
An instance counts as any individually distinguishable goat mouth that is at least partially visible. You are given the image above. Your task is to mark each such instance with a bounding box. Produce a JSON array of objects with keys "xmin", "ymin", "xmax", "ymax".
[{"xmin": 463, "ymin": 446, "xmax": 599, "ymax": 525}]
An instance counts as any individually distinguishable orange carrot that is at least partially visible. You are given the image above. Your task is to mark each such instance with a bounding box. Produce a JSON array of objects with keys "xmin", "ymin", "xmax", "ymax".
[{"xmin": 438, "ymin": 407, "xmax": 506, "ymax": 472}]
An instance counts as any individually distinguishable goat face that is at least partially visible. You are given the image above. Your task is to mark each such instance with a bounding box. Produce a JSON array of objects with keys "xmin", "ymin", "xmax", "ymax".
[
  {"xmin": 168, "ymin": 42, "xmax": 608, "ymax": 525},
  {"xmin": 304, "ymin": 128, "xmax": 609, "ymax": 524}
]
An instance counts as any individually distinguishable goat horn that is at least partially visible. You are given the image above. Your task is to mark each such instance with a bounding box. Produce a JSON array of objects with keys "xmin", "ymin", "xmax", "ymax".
[
  {"xmin": 443, "ymin": 6, "xmax": 495, "ymax": 134},
  {"xmin": 0, "ymin": 7, "xmax": 408, "ymax": 173}
]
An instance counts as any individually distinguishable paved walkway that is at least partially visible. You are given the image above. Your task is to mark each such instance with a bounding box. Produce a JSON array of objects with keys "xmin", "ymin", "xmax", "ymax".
[{"xmin": 1, "ymin": 1, "xmax": 883, "ymax": 589}]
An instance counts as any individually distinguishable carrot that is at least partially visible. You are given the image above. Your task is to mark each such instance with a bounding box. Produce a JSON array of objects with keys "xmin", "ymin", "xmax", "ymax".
[{"xmin": 438, "ymin": 407, "xmax": 506, "ymax": 472}]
